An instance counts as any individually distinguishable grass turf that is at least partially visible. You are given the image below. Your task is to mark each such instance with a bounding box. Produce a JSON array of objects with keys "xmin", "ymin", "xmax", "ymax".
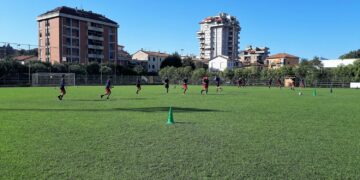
[{"xmin": 0, "ymin": 85, "xmax": 360, "ymax": 179}]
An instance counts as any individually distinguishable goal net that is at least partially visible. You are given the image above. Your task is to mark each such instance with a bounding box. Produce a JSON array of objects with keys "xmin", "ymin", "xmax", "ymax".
[{"xmin": 32, "ymin": 73, "xmax": 76, "ymax": 87}]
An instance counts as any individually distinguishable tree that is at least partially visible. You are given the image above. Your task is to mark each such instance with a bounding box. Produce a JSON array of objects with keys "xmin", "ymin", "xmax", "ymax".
[
  {"xmin": 133, "ymin": 65, "xmax": 144, "ymax": 75},
  {"xmin": 31, "ymin": 63, "xmax": 48, "ymax": 73},
  {"xmin": 52, "ymin": 63, "xmax": 66, "ymax": 73},
  {"xmin": 160, "ymin": 52, "xmax": 182, "ymax": 68},
  {"xmin": 339, "ymin": 49, "xmax": 360, "ymax": 59},
  {"xmin": 69, "ymin": 64, "xmax": 86, "ymax": 75},
  {"xmin": 220, "ymin": 69, "xmax": 235, "ymax": 82},
  {"xmin": 182, "ymin": 57, "xmax": 195, "ymax": 69},
  {"xmin": 194, "ymin": 60, "xmax": 208, "ymax": 69},
  {"xmin": 100, "ymin": 66, "xmax": 112, "ymax": 75},
  {"xmin": 191, "ymin": 68, "xmax": 207, "ymax": 83},
  {"xmin": 86, "ymin": 62, "xmax": 100, "ymax": 75}
]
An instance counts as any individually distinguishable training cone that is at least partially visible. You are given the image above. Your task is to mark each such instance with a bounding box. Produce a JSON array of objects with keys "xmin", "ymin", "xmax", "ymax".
[
  {"xmin": 167, "ymin": 107, "xmax": 175, "ymax": 125},
  {"xmin": 312, "ymin": 89, "xmax": 317, "ymax": 96}
]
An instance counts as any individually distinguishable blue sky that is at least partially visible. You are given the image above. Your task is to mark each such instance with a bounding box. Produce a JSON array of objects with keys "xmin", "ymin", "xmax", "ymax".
[{"xmin": 0, "ymin": 0, "xmax": 359, "ymax": 59}]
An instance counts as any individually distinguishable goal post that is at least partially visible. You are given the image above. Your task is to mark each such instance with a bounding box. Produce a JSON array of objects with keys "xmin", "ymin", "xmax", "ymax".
[{"xmin": 32, "ymin": 73, "xmax": 76, "ymax": 87}]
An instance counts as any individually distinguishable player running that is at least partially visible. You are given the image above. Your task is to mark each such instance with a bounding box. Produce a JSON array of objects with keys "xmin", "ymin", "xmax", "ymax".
[
  {"xmin": 57, "ymin": 74, "xmax": 66, "ymax": 100},
  {"xmin": 101, "ymin": 76, "xmax": 112, "ymax": 99},
  {"xmin": 237, "ymin": 77, "xmax": 243, "ymax": 88},
  {"xmin": 136, "ymin": 77, "xmax": 141, "ymax": 94},
  {"xmin": 164, "ymin": 78, "xmax": 170, "ymax": 93},
  {"xmin": 268, "ymin": 78, "xmax": 273, "ymax": 89},
  {"xmin": 200, "ymin": 76, "xmax": 209, "ymax": 95},
  {"xmin": 277, "ymin": 78, "xmax": 283, "ymax": 89},
  {"xmin": 215, "ymin": 76, "xmax": 223, "ymax": 93},
  {"xmin": 182, "ymin": 78, "xmax": 188, "ymax": 94}
]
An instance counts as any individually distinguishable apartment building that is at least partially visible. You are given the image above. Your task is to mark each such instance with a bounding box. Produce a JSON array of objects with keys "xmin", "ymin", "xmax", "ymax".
[
  {"xmin": 197, "ymin": 13, "xmax": 241, "ymax": 61},
  {"xmin": 37, "ymin": 6, "xmax": 118, "ymax": 64},
  {"xmin": 132, "ymin": 50, "xmax": 169, "ymax": 73},
  {"xmin": 239, "ymin": 46, "xmax": 270, "ymax": 66}
]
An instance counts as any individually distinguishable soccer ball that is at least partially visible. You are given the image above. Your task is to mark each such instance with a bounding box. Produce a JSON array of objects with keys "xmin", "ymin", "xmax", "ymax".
[{"xmin": 298, "ymin": 92, "xmax": 303, "ymax": 96}]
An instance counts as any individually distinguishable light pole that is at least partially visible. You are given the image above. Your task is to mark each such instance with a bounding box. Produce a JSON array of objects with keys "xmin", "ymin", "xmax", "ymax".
[
  {"xmin": 100, "ymin": 58, "xmax": 103, "ymax": 85},
  {"xmin": 28, "ymin": 44, "xmax": 31, "ymax": 85}
]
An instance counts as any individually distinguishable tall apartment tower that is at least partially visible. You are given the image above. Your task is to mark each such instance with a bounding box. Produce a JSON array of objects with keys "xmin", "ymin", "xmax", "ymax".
[
  {"xmin": 37, "ymin": 6, "xmax": 118, "ymax": 64},
  {"xmin": 197, "ymin": 13, "xmax": 241, "ymax": 60}
]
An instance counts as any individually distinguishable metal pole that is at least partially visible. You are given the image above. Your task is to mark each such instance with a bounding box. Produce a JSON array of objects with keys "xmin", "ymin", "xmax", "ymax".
[
  {"xmin": 28, "ymin": 44, "xmax": 31, "ymax": 85},
  {"xmin": 100, "ymin": 59, "xmax": 103, "ymax": 85}
]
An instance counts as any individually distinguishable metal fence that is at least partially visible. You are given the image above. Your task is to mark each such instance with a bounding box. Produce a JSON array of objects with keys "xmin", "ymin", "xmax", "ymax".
[{"xmin": 0, "ymin": 73, "xmax": 354, "ymax": 88}]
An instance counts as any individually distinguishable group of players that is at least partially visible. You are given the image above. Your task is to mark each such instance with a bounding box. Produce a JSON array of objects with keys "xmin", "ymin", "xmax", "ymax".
[
  {"xmin": 57, "ymin": 74, "xmax": 304, "ymax": 100},
  {"xmin": 57, "ymin": 74, "xmax": 227, "ymax": 101}
]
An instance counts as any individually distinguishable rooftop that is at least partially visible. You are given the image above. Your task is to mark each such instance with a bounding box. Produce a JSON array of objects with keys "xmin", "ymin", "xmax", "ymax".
[
  {"xmin": 140, "ymin": 50, "xmax": 169, "ymax": 57},
  {"xmin": 38, "ymin": 6, "xmax": 118, "ymax": 25},
  {"xmin": 267, "ymin": 53, "xmax": 299, "ymax": 59}
]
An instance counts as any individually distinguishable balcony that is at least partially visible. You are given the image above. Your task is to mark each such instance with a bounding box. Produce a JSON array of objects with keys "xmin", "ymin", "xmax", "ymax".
[
  {"xmin": 88, "ymin": 54, "xmax": 104, "ymax": 59},
  {"xmin": 88, "ymin": 26, "xmax": 103, "ymax": 32},
  {"xmin": 88, "ymin": 35, "xmax": 104, "ymax": 41},
  {"xmin": 88, "ymin": 45, "xmax": 104, "ymax": 50}
]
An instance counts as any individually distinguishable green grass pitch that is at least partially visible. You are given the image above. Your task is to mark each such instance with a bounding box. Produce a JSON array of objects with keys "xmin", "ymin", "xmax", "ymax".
[{"xmin": 1, "ymin": 86, "xmax": 360, "ymax": 179}]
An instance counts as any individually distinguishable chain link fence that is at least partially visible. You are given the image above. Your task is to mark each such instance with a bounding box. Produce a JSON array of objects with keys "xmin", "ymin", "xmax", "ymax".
[{"xmin": 0, "ymin": 73, "xmax": 354, "ymax": 88}]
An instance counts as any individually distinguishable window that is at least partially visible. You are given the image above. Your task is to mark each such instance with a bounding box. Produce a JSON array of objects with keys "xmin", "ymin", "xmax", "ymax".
[
  {"xmin": 45, "ymin": 38, "xmax": 50, "ymax": 46},
  {"xmin": 109, "ymin": 35, "xmax": 115, "ymax": 42},
  {"xmin": 153, "ymin": 57, "xmax": 155, "ymax": 61},
  {"xmin": 64, "ymin": 27, "xmax": 71, "ymax": 36},
  {"xmin": 152, "ymin": 65, "xmax": 155, "ymax": 69},
  {"xmin": 45, "ymin": 20, "xmax": 50, "ymax": 27},
  {"xmin": 46, "ymin": 57, "xmax": 50, "ymax": 62},
  {"xmin": 65, "ymin": 48, "xmax": 71, "ymax": 55},
  {"xmin": 72, "ymin": 19, "xmax": 79, "ymax": 27},
  {"xmin": 65, "ymin": 18, "xmax": 71, "ymax": 26},
  {"xmin": 109, "ymin": 44, "xmax": 115, "ymax": 51},
  {"xmin": 148, "ymin": 57, "xmax": 150, "ymax": 60},
  {"xmin": 46, "ymin": 48, "xmax": 50, "ymax": 55},
  {"xmin": 65, "ymin": 38, "xmax": 71, "ymax": 46},
  {"xmin": 109, "ymin": 52, "xmax": 115, "ymax": 59},
  {"xmin": 72, "ymin": 29, "xmax": 79, "ymax": 37},
  {"xmin": 72, "ymin": 48, "xmax": 79, "ymax": 56},
  {"xmin": 109, "ymin": 28, "xmax": 115, "ymax": 34},
  {"xmin": 72, "ymin": 39, "xmax": 79, "ymax": 47}
]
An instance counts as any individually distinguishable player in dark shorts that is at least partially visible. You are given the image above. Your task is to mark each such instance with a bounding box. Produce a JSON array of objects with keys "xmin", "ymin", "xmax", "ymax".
[
  {"xmin": 215, "ymin": 76, "xmax": 222, "ymax": 93},
  {"xmin": 182, "ymin": 78, "xmax": 188, "ymax": 94},
  {"xmin": 268, "ymin": 78, "xmax": 273, "ymax": 89},
  {"xmin": 101, "ymin": 76, "xmax": 112, "ymax": 99},
  {"xmin": 57, "ymin": 74, "xmax": 66, "ymax": 100},
  {"xmin": 136, "ymin": 77, "xmax": 141, "ymax": 94},
  {"xmin": 164, "ymin": 78, "xmax": 170, "ymax": 93},
  {"xmin": 237, "ymin": 78, "xmax": 242, "ymax": 88},
  {"xmin": 277, "ymin": 78, "xmax": 283, "ymax": 89},
  {"xmin": 300, "ymin": 79, "xmax": 305, "ymax": 88},
  {"xmin": 201, "ymin": 76, "xmax": 209, "ymax": 95}
]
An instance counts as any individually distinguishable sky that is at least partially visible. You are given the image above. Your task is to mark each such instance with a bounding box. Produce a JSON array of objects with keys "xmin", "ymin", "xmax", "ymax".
[{"xmin": 0, "ymin": 0, "xmax": 359, "ymax": 59}]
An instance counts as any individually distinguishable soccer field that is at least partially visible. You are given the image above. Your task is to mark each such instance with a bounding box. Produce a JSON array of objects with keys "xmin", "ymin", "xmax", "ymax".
[{"xmin": 1, "ymin": 86, "xmax": 359, "ymax": 179}]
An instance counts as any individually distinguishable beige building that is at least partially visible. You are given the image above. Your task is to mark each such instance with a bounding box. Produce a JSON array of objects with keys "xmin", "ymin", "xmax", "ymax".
[
  {"xmin": 37, "ymin": 6, "xmax": 118, "ymax": 64},
  {"xmin": 239, "ymin": 46, "xmax": 270, "ymax": 66},
  {"xmin": 266, "ymin": 53, "xmax": 299, "ymax": 69},
  {"xmin": 132, "ymin": 50, "xmax": 169, "ymax": 72}
]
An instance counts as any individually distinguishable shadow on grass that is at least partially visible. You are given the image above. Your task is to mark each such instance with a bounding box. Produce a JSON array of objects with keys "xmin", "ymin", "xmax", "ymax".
[
  {"xmin": 0, "ymin": 106, "xmax": 221, "ymax": 113},
  {"xmin": 67, "ymin": 98, "xmax": 148, "ymax": 102}
]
